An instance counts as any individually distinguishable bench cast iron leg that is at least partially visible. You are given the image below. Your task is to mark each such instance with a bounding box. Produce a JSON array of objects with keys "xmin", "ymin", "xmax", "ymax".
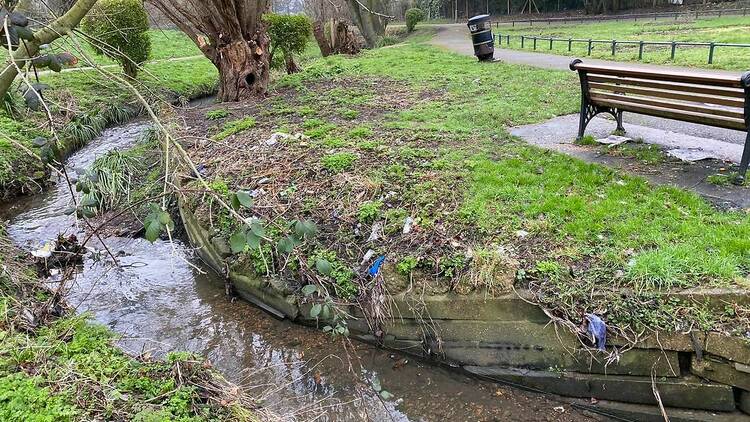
[
  {"xmin": 737, "ymin": 132, "xmax": 750, "ymax": 185},
  {"xmin": 615, "ymin": 110, "xmax": 625, "ymax": 133}
]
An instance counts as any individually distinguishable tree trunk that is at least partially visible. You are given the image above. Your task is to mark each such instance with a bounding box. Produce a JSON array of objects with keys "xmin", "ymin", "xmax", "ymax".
[
  {"xmin": 0, "ymin": 0, "xmax": 98, "ymax": 99},
  {"xmin": 346, "ymin": 0, "xmax": 388, "ymax": 48},
  {"xmin": 284, "ymin": 54, "xmax": 300, "ymax": 74},
  {"xmin": 313, "ymin": 21, "xmax": 333, "ymax": 57},
  {"xmin": 214, "ymin": 37, "xmax": 270, "ymax": 103},
  {"xmin": 333, "ymin": 22, "xmax": 361, "ymax": 55}
]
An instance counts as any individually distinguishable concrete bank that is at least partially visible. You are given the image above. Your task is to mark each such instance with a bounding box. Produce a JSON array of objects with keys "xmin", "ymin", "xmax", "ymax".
[{"xmin": 178, "ymin": 192, "xmax": 750, "ymax": 421}]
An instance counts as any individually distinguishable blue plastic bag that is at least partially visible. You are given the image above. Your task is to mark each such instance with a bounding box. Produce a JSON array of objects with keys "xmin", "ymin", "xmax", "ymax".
[{"xmin": 585, "ymin": 313, "xmax": 607, "ymax": 351}]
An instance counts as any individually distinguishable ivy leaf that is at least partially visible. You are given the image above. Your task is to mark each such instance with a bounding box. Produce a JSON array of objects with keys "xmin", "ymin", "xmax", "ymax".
[
  {"xmin": 79, "ymin": 195, "xmax": 98, "ymax": 208},
  {"xmin": 32, "ymin": 137, "xmax": 47, "ymax": 147},
  {"xmin": 277, "ymin": 235, "xmax": 296, "ymax": 254},
  {"xmin": 144, "ymin": 219, "xmax": 162, "ymax": 242},
  {"xmin": 310, "ymin": 303, "xmax": 322, "ymax": 318},
  {"xmin": 245, "ymin": 231, "xmax": 261, "ymax": 249},
  {"xmin": 229, "ymin": 230, "xmax": 247, "ymax": 254},
  {"xmin": 249, "ymin": 221, "xmax": 265, "ymax": 237},
  {"xmin": 294, "ymin": 219, "xmax": 317, "ymax": 239},
  {"xmin": 230, "ymin": 194, "xmax": 241, "ymax": 211},
  {"xmin": 235, "ymin": 191, "xmax": 254, "ymax": 208},
  {"xmin": 315, "ymin": 258, "xmax": 332, "ymax": 276},
  {"xmin": 301, "ymin": 284, "xmax": 317, "ymax": 296}
]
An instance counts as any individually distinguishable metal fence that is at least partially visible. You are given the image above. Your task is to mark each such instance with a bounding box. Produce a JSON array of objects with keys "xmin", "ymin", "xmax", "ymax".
[
  {"xmin": 495, "ymin": 33, "xmax": 750, "ymax": 64},
  {"xmin": 493, "ymin": 7, "xmax": 750, "ymax": 27}
]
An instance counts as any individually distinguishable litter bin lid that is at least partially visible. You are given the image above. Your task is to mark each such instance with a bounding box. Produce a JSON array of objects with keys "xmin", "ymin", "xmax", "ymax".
[{"xmin": 468, "ymin": 14, "xmax": 490, "ymax": 25}]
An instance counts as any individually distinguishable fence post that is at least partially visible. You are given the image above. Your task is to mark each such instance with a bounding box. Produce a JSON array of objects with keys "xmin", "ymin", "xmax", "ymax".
[
  {"xmin": 521, "ymin": 35, "xmax": 525, "ymax": 48},
  {"xmin": 638, "ymin": 41, "xmax": 644, "ymax": 59},
  {"xmin": 549, "ymin": 37, "xmax": 553, "ymax": 50},
  {"xmin": 708, "ymin": 42, "xmax": 715, "ymax": 64},
  {"xmin": 670, "ymin": 41, "xmax": 676, "ymax": 61},
  {"xmin": 533, "ymin": 37, "xmax": 537, "ymax": 50},
  {"xmin": 588, "ymin": 39, "xmax": 593, "ymax": 55},
  {"xmin": 611, "ymin": 40, "xmax": 616, "ymax": 56},
  {"xmin": 568, "ymin": 38, "xmax": 572, "ymax": 51}
]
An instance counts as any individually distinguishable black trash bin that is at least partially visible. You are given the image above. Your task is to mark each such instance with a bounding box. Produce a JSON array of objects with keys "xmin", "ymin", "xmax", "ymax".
[{"xmin": 467, "ymin": 14, "xmax": 494, "ymax": 61}]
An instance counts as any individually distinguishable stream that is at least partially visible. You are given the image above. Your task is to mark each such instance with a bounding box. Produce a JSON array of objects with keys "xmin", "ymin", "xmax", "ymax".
[{"xmin": 1, "ymin": 121, "xmax": 590, "ymax": 421}]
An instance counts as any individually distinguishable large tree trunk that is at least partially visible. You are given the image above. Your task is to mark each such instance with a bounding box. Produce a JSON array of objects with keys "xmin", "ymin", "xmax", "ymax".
[
  {"xmin": 215, "ymin": 36, "xmax": 270, "ymax": 102},
  {"xmin": 0, "ymin": 0, "xmax": 98, "ymax": 99},
  {"xmin": 147, "ymin": 0, "xmax": 271, "ymax": 102}
]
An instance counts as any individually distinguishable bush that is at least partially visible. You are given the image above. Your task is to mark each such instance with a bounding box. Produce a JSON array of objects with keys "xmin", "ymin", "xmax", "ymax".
[
  {"xmin": 82, "ymin": 0, "xmax": 151, "ymax": 78},
  {"xmin": 263, "ymin": 13, "xmax": 312, "ymax": 73},
  {"xmin": 405, "ymin": 8, "xmax": 425, "ymax": 33}
]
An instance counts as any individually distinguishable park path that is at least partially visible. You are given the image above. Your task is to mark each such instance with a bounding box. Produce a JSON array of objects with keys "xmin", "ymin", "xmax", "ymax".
[
  {"xmin": 429, "ymin": 23, "xmax": 740, "ymax": 75},
  {"xmin": 429, "ymin": 24, "xmax": 749, "ymax": 208}
]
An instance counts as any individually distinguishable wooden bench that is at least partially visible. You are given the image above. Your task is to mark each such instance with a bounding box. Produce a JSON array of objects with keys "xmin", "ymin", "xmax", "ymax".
[{"xmin": 569, "ymin": 59, "xmax": 750, "ymax": 183}]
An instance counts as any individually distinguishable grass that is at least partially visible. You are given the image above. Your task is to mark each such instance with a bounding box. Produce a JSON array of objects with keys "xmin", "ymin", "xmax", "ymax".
[
  {"xmin": 214, "ymin": 117, "xmax": 257, "ymax": 141},
  {"xmin": 0, "ymin": 53, "xmax": 216, "ymax": 199},
  {"xmin": 0, "ymin": 231, "xmax": 265, "ymax": 421},
  {"xmin": 183, "ymin": 36, "xmax": 750, "ymax": 335},
  {"xmin": 498, "ymin": 16, "xmax": 750, "ymax": 69}
]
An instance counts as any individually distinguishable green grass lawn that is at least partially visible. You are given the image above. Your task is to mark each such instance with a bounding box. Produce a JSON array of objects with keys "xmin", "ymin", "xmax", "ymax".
[
  {"xmin": 46, "ymin": 29, "xmax": 202, "ymax": 68},
  {"xmin": 180, "ymin": 37, "xmax": 749, "ymax": 335},
  {"xmin": 497, "ymin": 16, "xmax": 750, "ymax": 69}
]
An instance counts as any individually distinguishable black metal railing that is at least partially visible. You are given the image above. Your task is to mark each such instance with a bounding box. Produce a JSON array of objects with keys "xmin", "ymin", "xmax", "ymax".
[
  {"xmin": 495, "ymin": 33, "xmax": 750, "ymax": 64},
  {"xmin": 493, "ymin": 7, "xmax": 750, "ymax": 27}
]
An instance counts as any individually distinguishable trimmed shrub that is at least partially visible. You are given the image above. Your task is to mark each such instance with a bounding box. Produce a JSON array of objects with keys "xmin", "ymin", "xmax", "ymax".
[
  {"xmin": 263, "ymin": 13, "xmax": 312, "ymax": 74},
  {"xmin": 405, "ymin": 8, "xmax": 425, "ymax": 33},
  {"xmin": 82, "ymin": 0, "xmax": 151, "ymax": 78}
]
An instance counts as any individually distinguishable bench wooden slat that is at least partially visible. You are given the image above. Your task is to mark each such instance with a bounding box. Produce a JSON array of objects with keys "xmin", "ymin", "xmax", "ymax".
[
  {"xmin": 587, "ymin": 74, "xmax": 746, "ymax": 99},
  {"xmin": 588, "ymin": 82, "xmax": 745, "ymax": 108},
  {"xmin": 590, "ymin": 93, "xmax": 745, "ymax": 120},
  {"xmin": 592, "ymin": 97, "xmax": 747, "ymax": 131},
  {"xmin": 573, "ymin": 62, "xmax": 743, "ymax": 88}
]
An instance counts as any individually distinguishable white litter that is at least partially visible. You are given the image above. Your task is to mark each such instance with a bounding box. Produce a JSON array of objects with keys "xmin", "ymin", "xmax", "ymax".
[
  {"xmin": 402, "ymin": 217, "xmax": 415, "ymax": 234},
  {"xmin": 596, "ymin": 135, "xmax": 631, "ymax": 146}
]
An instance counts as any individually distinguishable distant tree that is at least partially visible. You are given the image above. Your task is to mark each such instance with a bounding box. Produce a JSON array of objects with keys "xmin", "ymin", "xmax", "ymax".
[
  {"xmin": 345, "ymin": 0, "xmax": 391, "ymax": 48},
  {"xmin": 82, "ymin": 0, "xmax": 152, "ymax": 79},
  {"xmin": 405, "ymin": 7, "xmax": 424, "ymax": 32},
  {"xmin": 264, "ymin": 13, "xmax": 312, "ymax": 74}
]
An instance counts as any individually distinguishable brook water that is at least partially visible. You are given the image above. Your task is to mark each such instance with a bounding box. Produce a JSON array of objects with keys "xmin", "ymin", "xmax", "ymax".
[{"xmin": 2, "ymin": 121, "xmax": 589, "ymax": 421}]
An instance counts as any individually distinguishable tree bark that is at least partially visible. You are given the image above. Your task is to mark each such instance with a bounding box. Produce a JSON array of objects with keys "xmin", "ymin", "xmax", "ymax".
[
  {"xmin": 0, "ymin": 0, "xmax": 98, "ymax": 99},
  {"xmin": 147, "ymin": 0, "xmax": 271, "ymax": 102},
  {"xmin": 346, "ymin": 0, "xmax": 388, "ymax": 48},
  {"xmin": 215, "ymin": 35, "xmax": 270, "ymax": 102},
  {"xmin": 313, "ymin": 21, "xmax": 332, "ymax": 57},
  {"xmin": 284, "ymin": 54, "xmax": 300, "ymax": 74}
]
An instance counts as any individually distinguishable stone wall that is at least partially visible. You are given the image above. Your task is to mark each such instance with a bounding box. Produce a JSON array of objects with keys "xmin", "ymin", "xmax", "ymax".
[{"xmin": 178, "ymin": 196, "xmax": 750, "ymax": 421}]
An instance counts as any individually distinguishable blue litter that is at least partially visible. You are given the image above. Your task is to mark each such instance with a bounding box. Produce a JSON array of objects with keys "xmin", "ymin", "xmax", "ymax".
[
  {"xmin": 585, "ymin": 313, "xmax": 607, "ymax": 351},
  {"xmin": 368, "ymin": 256, "xmax": 385, "ymax": 277}
]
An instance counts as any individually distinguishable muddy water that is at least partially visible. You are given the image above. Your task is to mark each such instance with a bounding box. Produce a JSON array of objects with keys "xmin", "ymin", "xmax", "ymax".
[{"xmin": 2, "ymin": 122, "xmax": 591, "ymax": 421}]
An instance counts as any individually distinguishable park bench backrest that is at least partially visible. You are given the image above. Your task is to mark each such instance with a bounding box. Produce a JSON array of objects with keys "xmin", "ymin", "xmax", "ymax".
[{"xmin": 570, "ymin": 59, "xmax": 750, "ymax": 131}]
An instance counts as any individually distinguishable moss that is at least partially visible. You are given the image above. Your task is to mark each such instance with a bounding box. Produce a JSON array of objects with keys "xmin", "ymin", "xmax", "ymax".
[{"xmin": 321, "ymin": 152, "xmax": 357, "ymax": 173}]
